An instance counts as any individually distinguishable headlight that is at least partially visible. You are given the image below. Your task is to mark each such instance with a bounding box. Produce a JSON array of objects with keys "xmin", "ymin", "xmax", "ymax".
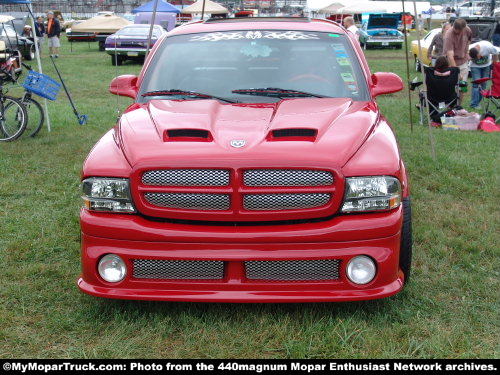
[
  {"xmin": 341, "ymin": 176, "xmax": 401, "ymax": 213},
  {"xmin": 98, "ymin": 254, "xmax": 127, "ymax": 283},
  {"xmin": 82, "ymin": 177, "xmax": 135, "ymax": 213},
  {"xmin": 347, "ymin": 256, "xmax": 376, "ymax": 284}
]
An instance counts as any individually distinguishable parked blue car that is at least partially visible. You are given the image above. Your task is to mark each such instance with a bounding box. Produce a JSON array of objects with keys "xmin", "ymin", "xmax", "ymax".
[{"xmin": 359, "ymin": 13, "xmax": 404, "ymax": 50}]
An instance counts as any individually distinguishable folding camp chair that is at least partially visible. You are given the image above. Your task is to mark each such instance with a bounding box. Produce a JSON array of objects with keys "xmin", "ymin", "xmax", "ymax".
[
  {"xmin": 410, "ymin": 66, "xmax": 460, "ymax": 124},
  {"xmin": 473, "ymin": 61, "xmax": 500, "ymax": 121}
]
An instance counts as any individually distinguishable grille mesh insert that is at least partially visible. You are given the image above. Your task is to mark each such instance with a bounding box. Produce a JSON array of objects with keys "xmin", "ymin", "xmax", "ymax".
[
  {"xmin": 142, "ymin": 169, "xmax": 230, "ymax": 186},
  {"xmin": 145, "ymin": 192, "xmax": 230, "ymax": 210},
  {"xmin": 244, "ymin": 193, "xmax": 330, "ymax": 211},
  {"xmin": 245, "ymin": 259, "xmax": 341, "ymax": 281},
  {"xmin": 244, "ymin": 169, "xmax": 333, "ymax": 187},
  {"xmin": 133, "ymin": 259, "xmax": 224, "ymax": 280}
]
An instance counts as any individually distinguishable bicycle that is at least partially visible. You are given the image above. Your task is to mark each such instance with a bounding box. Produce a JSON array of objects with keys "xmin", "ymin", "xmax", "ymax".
[{"xmin": 0, "ymin": 51, "xmax": 28, "ymax": 142}]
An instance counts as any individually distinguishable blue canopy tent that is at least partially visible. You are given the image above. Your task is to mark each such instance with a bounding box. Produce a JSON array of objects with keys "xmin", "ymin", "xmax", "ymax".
[
  {"xmin": 0, "ymin": 0, "xmax": 52, "ymax": 131},
  {"xmin": 132, "ymin": 0, "xmax": 181, "ymax": 14}
]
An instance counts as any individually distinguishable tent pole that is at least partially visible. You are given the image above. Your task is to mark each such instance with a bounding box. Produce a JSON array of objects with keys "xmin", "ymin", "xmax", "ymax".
[
  {"xmin": 27, "ymin": 3, "xmax": 52, "ymax": 133},
  {"xmin": 201, "ymin": 0, "xmax": 206, "ymax": 20},
  {"xmin": 401, "ymin": 1, "xmax": 414, "ymax": 132},
  {"xmin": 413, "ymin": 0, "xmax": 436, "ymax": 159},
  {"xmin": 145, "ymin": 0, "xmax": 160, "ymax": 61}
]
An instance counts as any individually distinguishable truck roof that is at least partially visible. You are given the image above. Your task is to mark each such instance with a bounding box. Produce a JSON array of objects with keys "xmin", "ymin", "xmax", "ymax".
[{"xmin": 168, "ymin": 17, "xmax": 346, "ymax": 37}]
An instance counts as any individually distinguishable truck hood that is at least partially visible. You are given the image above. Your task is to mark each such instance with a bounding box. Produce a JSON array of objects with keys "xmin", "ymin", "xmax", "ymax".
[
  {"xmin": 367, "ymin": 14, "xmax": 400, "ymax": 30},
  {"xmin": 118, "ymin": 98, "xmax": 379, "ymax": 170}
]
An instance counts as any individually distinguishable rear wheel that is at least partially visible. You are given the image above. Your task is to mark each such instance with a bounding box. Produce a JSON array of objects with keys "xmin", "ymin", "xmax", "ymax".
[
  {"xmin": 22, "ymin": 96, "xmax": 44, "ymax": 137},
  {"xmin": 400, "ymin": 197, "xmax": 413, "ymax": 284}
]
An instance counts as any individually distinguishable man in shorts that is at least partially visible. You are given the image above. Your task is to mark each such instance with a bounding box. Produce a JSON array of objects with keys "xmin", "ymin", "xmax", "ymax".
[
  {"xmin": 46, "ymin": 11, "xmax": 61, "ymax": 58},
  {"xmin": 443, "ymin": 18, "xmax": 472, "ymax": 103}
]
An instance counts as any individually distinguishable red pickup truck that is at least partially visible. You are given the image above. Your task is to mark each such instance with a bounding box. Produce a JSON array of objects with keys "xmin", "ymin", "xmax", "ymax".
[{"xmin": 78, "ymin": 17, "xmax": 411, "ymax": 303}]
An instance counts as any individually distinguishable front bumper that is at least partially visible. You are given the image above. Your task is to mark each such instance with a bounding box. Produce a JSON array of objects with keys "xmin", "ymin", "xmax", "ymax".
[
  {"xmin": 365, "ymin": 39, "xmax": 403, "ymax": 47},
  {"xmin": 78, "ymin": 208, "xmax": 405, "ymax": 303},
  {"xmin": 105, "ymin": 48, "xmax": 146, "ymax": 56}
]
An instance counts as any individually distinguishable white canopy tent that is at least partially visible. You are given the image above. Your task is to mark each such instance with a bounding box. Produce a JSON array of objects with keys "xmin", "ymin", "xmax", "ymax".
[
  {"xmin": 336, "ymin": 2, "xmax": 388, "ymax": 14},
  {"xmin": 308, "ymin": 0, "xmax": 431, "ymax": 14},
  {"xmin": 318, "ymin": 2, "xmax": 346, "ymax": 13},
  {"xmin": 181, "ymin": 0, "xmax": 229, "ymax": 17}
]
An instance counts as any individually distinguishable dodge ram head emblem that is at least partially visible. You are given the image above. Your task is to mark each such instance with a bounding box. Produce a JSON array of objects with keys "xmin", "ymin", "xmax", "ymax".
[{"xmin": 230, "ymin": 140, "xmax": 246, "ymax": 148}]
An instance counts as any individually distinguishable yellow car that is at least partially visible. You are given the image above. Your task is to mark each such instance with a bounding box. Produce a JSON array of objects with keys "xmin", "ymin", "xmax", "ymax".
[{"xmin": 411, "ymin": 28, "xmax": 440, "ymax": 71}]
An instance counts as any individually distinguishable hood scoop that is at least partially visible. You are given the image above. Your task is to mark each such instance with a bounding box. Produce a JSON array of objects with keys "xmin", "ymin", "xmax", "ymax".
[
  {"xmin": 268, "ymin": 128, "xmax": 318, "ymax": 141},
  {"xmin": 164, "ymin": 128, "xmax": 213, "ymax": 142}
]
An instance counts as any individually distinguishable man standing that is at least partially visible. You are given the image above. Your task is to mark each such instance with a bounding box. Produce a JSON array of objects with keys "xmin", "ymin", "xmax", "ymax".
[
  {"xmin": 469, "ymin": 40, "xmax": 500, "ymax": 109},
  {"xmin": 46, "ymin": 11, "xmax": 61, "ymax": 58},
  {"xmin": 443, "ymin": 18, "xmax": 472, "ymax": 102},
  {"xmin": 34, "ymin": 17, "xmax": 45, "ymax": 56},
  {"xmin": 343, "ymin": 17, "xmax": 359, "ymax": 41}
]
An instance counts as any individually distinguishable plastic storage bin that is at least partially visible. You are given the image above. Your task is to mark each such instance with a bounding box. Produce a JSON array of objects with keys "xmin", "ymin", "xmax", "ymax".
[{"xmin": 22, "ymin": 70, "xmax": 61, "ymax": 101}]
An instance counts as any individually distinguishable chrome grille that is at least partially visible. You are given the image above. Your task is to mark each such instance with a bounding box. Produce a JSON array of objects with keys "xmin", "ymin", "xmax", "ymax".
[
  {"xmin": 244, "ymin": 169, "xmax": 333, "ymax": 187},
  {"xmin": 244, "ymin": 193, "xmax": 330, "ymax": 211},
  {"xmin": 145, "ymin": 192, "xmax": 230, "ymax": 210},
  {"xmin": 133, "ymin": 259, "xmax": 224, "ymax": 280},
  {"xmin": 142, "ymin": 169, "xmax": 230, "ymax": 186},
  {"xmin": 245, "ymin": 259, "xmax": 341, "ymax": 281}
]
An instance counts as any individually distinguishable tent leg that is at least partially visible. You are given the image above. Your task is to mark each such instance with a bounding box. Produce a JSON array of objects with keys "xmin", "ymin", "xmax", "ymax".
[
  {"xmin": 401, "ymin": 0, "xmax": 414, "ymax": 132},
  {"xmin": 145, "ymin": 0, "xmax": 160, "ymax": 61},
  {"xmin": 413, "ymin": 0, "xmax": 436, "ymax": 159},
  {"xmin": 28, "ymin": 3, "xmax": 51, "ymax": 133}
]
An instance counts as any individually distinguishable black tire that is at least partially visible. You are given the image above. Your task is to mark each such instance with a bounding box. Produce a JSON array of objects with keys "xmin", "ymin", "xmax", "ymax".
[
  {"xmin": 25, "ymin": 44, "xmax": 35, "ymax": 60},
  {"xmin": 400, "ymin": 197, "xmax": 413, "ymax": 284},
  {"xmin": 99, "ymin": 41, "xmax": 105, "ymax": 51},
  {"xmin": 0, "ymin": 96, "xmax": 28, "ymax": 142},
  {"xmin": 395, "ymin": 44, "xmax": 402, "ymax": 50},
  {"xmin": 415, "ymin": 56, "xmax": 422, "ymax": 72},
  {"xmin": 22, "ymin": 96, "xmax": 44, "ymax": 137},
  {"xmin": 111, "ymin": 55, "xmax": 123, "ymax": 66}
]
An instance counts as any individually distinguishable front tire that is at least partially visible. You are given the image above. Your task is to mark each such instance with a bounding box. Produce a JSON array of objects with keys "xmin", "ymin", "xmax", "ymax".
[
  {"xmin": 415, "ymin": 56, "xmax": 422, "ymax": 72},
  {"xmin": 111, "ymin": 55, "xmax": 123, "ymax": 66},
  {"xmin": 0, "ymin": 96, "xmax": 28, "ymax": 142},
  {"xmin": 25, "ymin": 44, "xmax": 35, "ymax": 60},
  {"xmin": 400, "ymin": 197, "xmax": 413, "ymax": 284}
]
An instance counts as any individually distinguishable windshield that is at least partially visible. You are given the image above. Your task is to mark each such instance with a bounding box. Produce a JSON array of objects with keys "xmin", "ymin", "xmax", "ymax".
[
  {"xmin": 139, "ymin": 30, "xmax": 369, "ymax": 103},
  {"xmin": 117, "ymin": 26, "xmax": 162, "ymax": 37}
]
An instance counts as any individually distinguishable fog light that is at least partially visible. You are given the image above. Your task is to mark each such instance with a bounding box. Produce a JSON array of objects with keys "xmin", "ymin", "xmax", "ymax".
[
  {"xmin": 98, "ymin": 254, "xmax": 127, "ymax": 283},
  {"xmin": 346, "ymin": 256, "xmax": 376, "ymax": 284}
]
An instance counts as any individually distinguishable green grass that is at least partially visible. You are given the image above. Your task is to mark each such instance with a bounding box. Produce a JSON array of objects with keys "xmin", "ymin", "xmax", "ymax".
[{"xmin": 0, "ymin": 36, "xmax": 499, "ymax": 359}]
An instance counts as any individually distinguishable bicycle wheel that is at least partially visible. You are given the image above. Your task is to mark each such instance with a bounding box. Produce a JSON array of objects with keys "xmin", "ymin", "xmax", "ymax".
[
  {"xmin": 0, "ymin": 96, "xmax": 28, "ymax": 142},
  {"xmin": 22, "ymin": 96, "xmax": 44, "ymax": 137}
]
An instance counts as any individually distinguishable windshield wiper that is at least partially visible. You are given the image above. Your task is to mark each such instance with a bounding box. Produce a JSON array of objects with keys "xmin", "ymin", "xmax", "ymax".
[
  {"xmin": 232, "ymin": 87, "xmax": 326, "ymax": 98},
  {"xmin": 142, "ymin": 89, "xmax": 237, "ymax": 103}
]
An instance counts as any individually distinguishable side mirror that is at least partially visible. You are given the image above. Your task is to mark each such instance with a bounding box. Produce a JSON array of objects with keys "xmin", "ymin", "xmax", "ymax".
[
  {"xmin": 371, "ymin": 72, "xmax": 403, "ymax": 97},
  {"xmin": 109, "ymin": 75, "xmax": 138, "ymax": 99}
]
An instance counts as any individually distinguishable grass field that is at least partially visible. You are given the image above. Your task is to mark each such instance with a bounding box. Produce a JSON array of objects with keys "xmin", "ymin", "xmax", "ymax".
[{"xmin": 0, "ymin": 35, "xmax": 499, "ymax": 359}]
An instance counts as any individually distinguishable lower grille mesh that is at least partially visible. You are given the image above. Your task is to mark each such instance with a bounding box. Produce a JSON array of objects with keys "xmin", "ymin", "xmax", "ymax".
[
  {"xmin": 133, "ymin": 259, "xmax": 224, "ymax": 280},
  {"xmin": 245, "ymin": 259, "xmax": 341, "ymax": 281},
  {"xmin": 244, "ymin": 193, "xmax": 330, "ymax": 211},
  {"xmin": 144, "ymin": 192, "xmax": 230, "ymax": 210}
]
